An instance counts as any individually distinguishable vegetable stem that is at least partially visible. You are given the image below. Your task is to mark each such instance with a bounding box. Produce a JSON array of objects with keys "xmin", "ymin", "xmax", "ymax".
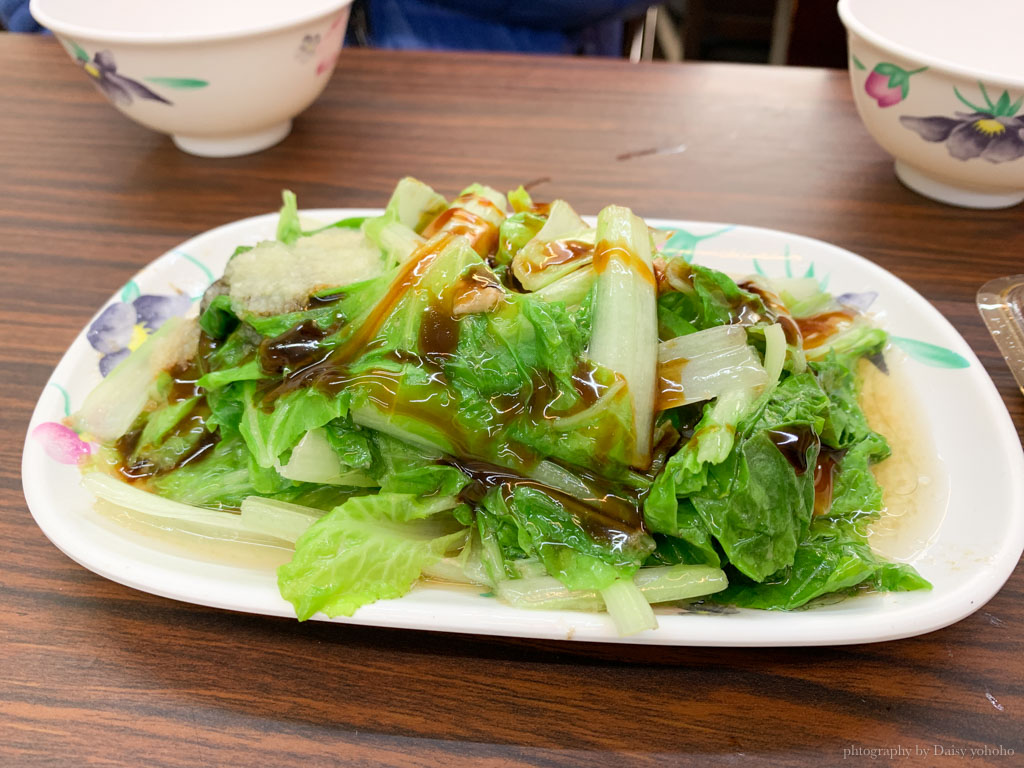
[{"xmin": 587, "ymin": 205, "xmax": 658, "ymax": 467}]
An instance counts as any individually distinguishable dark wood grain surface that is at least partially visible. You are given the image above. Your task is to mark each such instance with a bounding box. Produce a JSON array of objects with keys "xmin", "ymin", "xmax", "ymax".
[{"xmin": 2, "ymin": 35, "xmax": 1022, "ymax": 767}]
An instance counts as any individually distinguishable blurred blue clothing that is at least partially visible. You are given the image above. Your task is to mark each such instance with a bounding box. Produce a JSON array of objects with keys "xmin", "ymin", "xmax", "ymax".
[
  {"xmin": 359, "ymin": 0, "xmax": 649, "ymax": 55},
  {"xmin": 1, "ymin": 0, "xmax": 43, "ymax": 32}
]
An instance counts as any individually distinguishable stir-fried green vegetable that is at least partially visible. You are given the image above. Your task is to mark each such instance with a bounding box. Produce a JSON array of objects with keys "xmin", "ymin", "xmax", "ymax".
[{"xmin": 74, "ymin": 178, "xmax": 929, "ymax": 635}]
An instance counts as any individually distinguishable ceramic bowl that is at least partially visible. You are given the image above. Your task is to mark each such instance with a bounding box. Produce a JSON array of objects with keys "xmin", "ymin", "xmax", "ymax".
[
  {"xmin": 30, "ymin": 0, "xmax": 354, "ymax": 157},
  {"xmin": 838, "ymin": 0, "xmax": 1024, "ymax": 209}
]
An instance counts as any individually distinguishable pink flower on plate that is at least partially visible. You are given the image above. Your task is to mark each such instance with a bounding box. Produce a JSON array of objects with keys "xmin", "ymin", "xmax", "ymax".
[{"xmin": 33, "ymin": 422, "xmax": 92, "ymax": 465}]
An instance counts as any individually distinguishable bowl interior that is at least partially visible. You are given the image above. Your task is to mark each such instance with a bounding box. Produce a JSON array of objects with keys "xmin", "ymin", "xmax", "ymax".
[
  {"xmin": 32, "ymin": 0, "xmax": 348, "ymax": 41},
  {"xmin": 843, "ymin": 0, "xmax": 1019, "ymax": 80}
]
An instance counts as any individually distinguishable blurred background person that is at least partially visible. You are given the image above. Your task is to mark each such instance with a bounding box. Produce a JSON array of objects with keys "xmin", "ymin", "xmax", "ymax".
[
  {"xmin": 1, "ymin": 0, "xmax": 43, "ymax": 32},
  {"xmin": 347, "ymin": 0, "xmax": 650, "ymax": 56}
]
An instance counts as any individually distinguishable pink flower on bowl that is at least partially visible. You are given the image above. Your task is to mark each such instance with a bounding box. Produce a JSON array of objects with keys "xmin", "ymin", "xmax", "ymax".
[
  {"xmin": 314, "ymin": 10, "xmax": 348, "ymax": 76},
  {"xmin": 863, "ymin": 62, "xmax": 928, "ymax": 108}
]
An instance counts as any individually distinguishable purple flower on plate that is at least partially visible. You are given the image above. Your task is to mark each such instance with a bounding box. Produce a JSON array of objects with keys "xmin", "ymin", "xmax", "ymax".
[
  {"xmin": 836, "ymin": 291, "xmax": 878, "ymax": 313},
  {"xmin": 900, "ymin": 84, "xmax": 1024, "ymax": 163},
  {"xmin": 77, "ymin": 49, "xmax": 172, "ymax": 107},
  {"xmin": 87, "ymin": 285, "xmax": 191, "ymax": 376},
  {"xmin": 32, "ymin": 422, "xmax": 92, "ymax": 465}
]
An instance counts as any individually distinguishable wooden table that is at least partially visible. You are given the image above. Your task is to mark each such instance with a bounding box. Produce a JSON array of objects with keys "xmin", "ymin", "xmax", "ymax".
[{"xmin": 2, "ymin": 35, "xmax": 1022, "ymax": 767}]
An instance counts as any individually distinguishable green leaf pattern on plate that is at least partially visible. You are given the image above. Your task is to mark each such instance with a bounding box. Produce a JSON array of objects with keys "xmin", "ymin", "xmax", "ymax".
[
  {"xmin": 890, "ymin": 336, "xmax": 970, "ymax": 369},
  {"xmin": 661, "ymin": 226, "xmax": 734, "ymax": 263},
  {"xmin": 120, "ymin": 280, "xmax": 141, "ymax": 303}
]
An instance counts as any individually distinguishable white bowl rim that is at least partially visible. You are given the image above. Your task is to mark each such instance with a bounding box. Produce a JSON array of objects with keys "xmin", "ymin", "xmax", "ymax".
[
  {"xmin": 29, "ymin": 0, "xmax": 354, "ymax": 46},
  {"xmin": 838, "ymin": 0, "xmax": 1024, "ymax": 91}
]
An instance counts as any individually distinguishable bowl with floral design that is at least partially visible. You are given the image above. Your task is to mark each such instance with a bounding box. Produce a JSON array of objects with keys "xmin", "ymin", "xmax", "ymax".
[
  {"xmin": 30, "ymin": 0, "xmax": 353, "ymax": 158},
  {"xmin": 839, "ymin": 0, "xmax": 1024, "ymax": 209}
]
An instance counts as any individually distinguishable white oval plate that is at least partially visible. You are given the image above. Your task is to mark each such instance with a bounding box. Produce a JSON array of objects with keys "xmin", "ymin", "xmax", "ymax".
[{"xmin": 22, "ymin": 210, "xmax": 1024, "ymax": 646}]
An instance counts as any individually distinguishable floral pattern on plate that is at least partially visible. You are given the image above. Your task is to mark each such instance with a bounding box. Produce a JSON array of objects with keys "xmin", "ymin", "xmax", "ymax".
[{"xmin": 87, "ymin": 280, "xmax": 192, "ymax": 376}]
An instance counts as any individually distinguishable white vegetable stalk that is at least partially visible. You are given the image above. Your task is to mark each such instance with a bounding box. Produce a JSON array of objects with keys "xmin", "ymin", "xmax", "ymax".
[
  {"xmin": 83, "ymin": 472, "xmax": 290, "ymax": 545},
  {"xmin": 495, "ymin": 565, "xmax": 728, "ymax": 631},
  {"xmin": 600, "ymin": 577, "xmax": 658, "ymax": 636},
  {"xmin": 586, "ymin": 205, "xmax": 658, "ymax": 468},
  {"xmin": 361, "ymin": 177, "xmax": 446, "ymax": 267},
  {"xmin": 766, "ymin": 276, "xmax": 832, "ymax": 318},
  {"xmin": 349, "ymin": 401, "xmax": 449, "ymax": 457},
  {"xmin": 511, "ymin": 199, "xmax": 594, "ymax": 291},
  {"xmin": 421, "ymin": 557, "xmax": 479, "ymax": 584},
  {"xmin": 73, "ymin": 316, "xmax": 195, "ymax": 444},
  {"xmin": 421, "ymin": 184, "xmax": 508, "ymax": 256},
  {"xmin": 383, "ymin": 176, "xmax": 449, "ymax": 232},
  {"xmin": 278, "ymin": 428, "xmax": 377, "ymax": 486},
  {"xmin": 376, "ymin": 222, "xmax": 425, "ymax": 267},
  {"xmin": 656, "ymin": 326, "xmax": 769, "ymax": 411},
  {"xmin": 762, "ymin": 323, "xmax": 786, "ymax": 386},
  {"xmin": 239, "ymin": 497, "xmax": 324, "ymax": 543},
  {"xmin": 532, "ymin": 265, "xmax": 596, "ymax": 307},
  {"xmin": 695, "ymin": 387, "xmax": 759, "ymax": 465}
]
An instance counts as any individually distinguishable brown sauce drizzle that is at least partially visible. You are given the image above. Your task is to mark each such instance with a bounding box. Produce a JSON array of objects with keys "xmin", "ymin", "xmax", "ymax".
[
  {"xmin": 115, "ymin": 426, "xmax": 151, "ymax": 480},
  {"xmin": 114, "ymin": 363, "xmax": 219, "ymax": 483},
  {"xmin": 197, "ymin": 328, "xmax": 220, "ymax": 363},
  {"xmin": 166, "ymin": 361, "xmax": 203, "ymax": 402},
  {"xmin": 419, "ymin": 305, "xmax": 460, "ymax": 356},
  {"xmin": 117, "ymin": 231, "xmax": 639, "ymax": 489},
  {"xmin": 331, "ymin": 232, "xmax": 457, "ymax": 366},
  {"xmin": 516, "ymin": 239, "xmax": 594, "ymax": 282},
  {"xmin": 736, "ymin": 280, "xmax": 800, "ymax": 344},
  {"xmin": 171, "ymin": 424, "xmax": 219, "ymax": 471},
  {"xmin": 420, "ymin": 264, "xmax": 502, "ymax": 356},
  {"xmin": 258, "ymin": 320, "xmax": 331, "ymax": 375},
  {"xmin": 266, "ymin": 250, "xmax": 509, "ymax": 406},
  {"xmin": 570, "ymin": 362, "xmax": 607, "ymax": 408},
  {"xmin": 446, "ymin": 457, "xmax": 646, "ymax": 549},
  {"xmin": 594, "ymin": 240, "xmax": 656, "ymax": 288},
  {"xmin": 796, "ymin": 310, "xmax": 855, "ymax": 350},
  {"xmin": 310, "ymin": 290, "xmax": 346, "ymax": 305},
  {"xmin": 542, "ymin": 239, "xmax": 593, "ymax": 268},
  {"xmin": 655, "ymin": 357, "xmax": 688, "ymax": 411},
  {"xmin": 421, "ymin": 204, "xmax": 499, "ymax": 258},
  {"xmin": 766, "ymin": 425, "xmax": 819, "ymax": 475},
  {"xmin": 813, "ymin": 448, "xmax": 844, "ymax": 516}
]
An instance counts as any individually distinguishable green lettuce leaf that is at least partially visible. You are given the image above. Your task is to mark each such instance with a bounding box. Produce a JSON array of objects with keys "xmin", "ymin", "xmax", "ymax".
[
  {"xmin": 479, "ymin": 484, "xmax": 653, "ymax": 591},
  {"xmin": 276, "ymin": 190, "xmax": 302, "ymax": 245},
  {"xmin": 278, "ymin": 493, "xmax": 468, "ymax": 619},
  {"xmin": 198, "ymin": 294, "xmax": 238, "ymax": 339},
  {"xmin": 690, "ymin": 431, "xmax": 816, "ymax": 581},
  {"xmin": 239, "ymin": 382, "xmax": 351, "ymax": 468},
  {"xmin": 811, "ymin": 352, "xmax": 890, "ymax": 518},
  {"xmin": 496, "ymin": 211, "xmax": 546, "ymax": 268},
  {"xmin": 715, "ymin": 518, "xmax": 930, "ymax": 610},
  {"xmin": 659, "ymin": 263, "xmax": 766, "ymax": 332}
]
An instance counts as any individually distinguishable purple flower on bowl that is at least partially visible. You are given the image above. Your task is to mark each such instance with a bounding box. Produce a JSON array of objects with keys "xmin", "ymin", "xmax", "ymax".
[
  {"xmin": 900, "ymin": 84, "xmax": 1024, "ymax": 163},
  {"xmin": 864, "ymin": 62, "xmax": 928, "ymax": 108},
  {"xmin": 72, "ymin": 46, "xmax": 172, "ymax": 107},
  {"xmin": 87, "ymin": 285, "xmax": 191, "ymax": 376},
  {"xmin": 32, "ymin": 422, "xmax": 92, "ymax": 465}
]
